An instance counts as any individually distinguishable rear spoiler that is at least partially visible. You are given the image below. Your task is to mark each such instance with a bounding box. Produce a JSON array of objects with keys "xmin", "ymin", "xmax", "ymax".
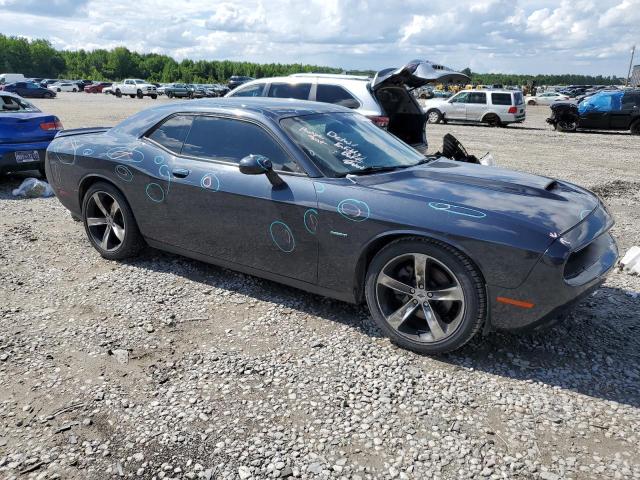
[{"xmin": 55, "ymin": 127, "xmax": 110, "ymax": 138}]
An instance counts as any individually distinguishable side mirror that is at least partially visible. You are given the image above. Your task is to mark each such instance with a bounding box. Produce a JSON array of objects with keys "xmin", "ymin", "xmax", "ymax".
[{"xmin": 239, "ymin": 155, "xmax": 285, "ymax": 188}]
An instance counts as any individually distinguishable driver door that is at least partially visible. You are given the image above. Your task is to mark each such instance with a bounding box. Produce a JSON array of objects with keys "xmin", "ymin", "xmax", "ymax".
[
  {"xmin": 143, "ymin": 114, "xmax": 319, "ymax": 284},
  {"xmin": 446, "ymin": 92, "xmax": 468, "ymax": 120}
]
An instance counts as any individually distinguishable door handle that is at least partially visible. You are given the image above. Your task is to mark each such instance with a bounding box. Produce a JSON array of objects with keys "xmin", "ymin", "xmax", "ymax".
[{"xmin": 172, "ymin": 168, "xmax": 190, "ymax": 178}]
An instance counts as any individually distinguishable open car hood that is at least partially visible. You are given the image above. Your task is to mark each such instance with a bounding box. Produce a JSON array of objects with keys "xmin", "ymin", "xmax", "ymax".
[{"xmin": 371, "ymin": 60, "xmax": 470, "ymax": 91}]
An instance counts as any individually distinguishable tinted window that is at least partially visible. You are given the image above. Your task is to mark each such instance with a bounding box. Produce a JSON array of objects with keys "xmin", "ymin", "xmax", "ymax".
[
  {"xmin": 182, "ymin": 116, "xmax": 301, "ymax": 172},
  {"xmin": 268, "ymin": 83, "xmax": 311, "ymax": 100},
  {"xmin": 467, "ymin": 92, "xmax": 486, "ymax": 104},
  {"xmin": 316, "ymin": 84, "xmax": 360, "ymax": 109},
  {"xmin": 147, "ymin": 115, "xmax": 193, "ymax": 154},
  {"xmin": 513, "ymin": 91, "xmax": 523, "ymax": 105},
  {"xmin": 622, "ymin": 92, "xmax": 639, "ymax": 109},
  {"xmin": 230, "ymin": 83, "xmax": 265, "ymax": 97},
  {"xmin": 491, "ymin": 93, "xmax": 512, "ymax": 105}
]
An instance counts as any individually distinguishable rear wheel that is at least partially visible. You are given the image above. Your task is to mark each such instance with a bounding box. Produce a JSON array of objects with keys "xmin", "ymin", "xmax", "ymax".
[
  {"xmin": 630, "ymin": 119, "xmax": 640, "ymax": 135},
  {"xmin": 115, "ymin": 89, "xmax": 122, "ymax": 98},
  {"xmin": 556, "ymin": 119, "xmax": 577, "ymax": 132},
  {"xmin": 426, "ymin": 109, "xmax": 443, "ymax": 124},
  {"xmin": 365, "ymin": 238, "xmax": 485, "ymax": 354},
  {"xmin": 136, "ymin": 90, "xmax": 143, "ymax": 99},
  {"xmin": 129, "ymin": 94, "xmax": 135, "ymax": 98},
  {"xmin": 167, "ymin": 91, "xmax": 174, "ymax": 98},
  {"xmin": 150, "ymin": 94, "xmax": 157, "ymax": 99},
  {"xmin": 82, "ymin": 182, "xmax": 143, "ymax": 260},
  {"xmin": 484, "ymin": 114, "xmax": 501, "ymax": 127},
  {"xmin": 527, "ymin": 99, "xmax": 536, "ymax": 105},
  {"xmin": 72, "ymin": 88, "xmax": 77, "ymax": 92},
  {"xmin": 43, "ymin": 92, "xmax": 53, "ymax": 99}
]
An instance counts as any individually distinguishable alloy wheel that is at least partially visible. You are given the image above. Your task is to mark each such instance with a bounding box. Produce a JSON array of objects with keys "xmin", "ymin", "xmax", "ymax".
[
  {"xmin": 85, "ymin": 191, "xmax": 126, "ymax": 252},
  {"xmin": 375, "ymin": 253, "xmax": 465, "ymax": 343},
  {"xmin": 427, "ymin": 111, "xmax": 440, "ymax": 123}
]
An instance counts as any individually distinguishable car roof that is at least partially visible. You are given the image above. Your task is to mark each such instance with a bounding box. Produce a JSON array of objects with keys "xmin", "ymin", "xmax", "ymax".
[
  {"xmin": 112, "ymin": 97, "xmax": 352, "ymax": 136},
  {"xmin": 289, "ymin": 73, "xmax": 371, "ymax": 81},
  {"xmin": 458, "ymin": 89, "xmax": 516, "ymax": 94}
]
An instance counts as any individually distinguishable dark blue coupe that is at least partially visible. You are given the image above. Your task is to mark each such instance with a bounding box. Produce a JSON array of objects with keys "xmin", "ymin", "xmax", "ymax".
[
  {"xmin": 1, "ymin": 92, "xmax": 62, "ymax": 176},
  {"xmin": 45, "ymin": 98, "xmax": 618, "ymax": 354}
]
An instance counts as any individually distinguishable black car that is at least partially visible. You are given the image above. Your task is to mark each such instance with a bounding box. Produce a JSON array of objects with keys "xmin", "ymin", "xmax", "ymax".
[
  {"xmin": 2, "ymin": 82, "xmax": 55, "ymax": 99},
  {"xmin": 547, "ymin": 89, "xmax": 640, "ymax": 133},
  {"xmin": 228, "ymin": 76, "xmax": 255, "ymax": 90},
  {"xmin": 45, "ymin": 98, "xmax": 618, "ymax": 354}
]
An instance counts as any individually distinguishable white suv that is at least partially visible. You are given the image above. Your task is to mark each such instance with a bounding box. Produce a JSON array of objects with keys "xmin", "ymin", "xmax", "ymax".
[
  {"xmin": 226, "ymin": 60, "xmax": 470, "ymax": 153},
  {"xmin": 422, "ymin": 89, "xmax": 526, "ymax": 127}
]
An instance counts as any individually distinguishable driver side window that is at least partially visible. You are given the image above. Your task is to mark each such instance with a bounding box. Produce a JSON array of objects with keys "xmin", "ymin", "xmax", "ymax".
[
  {"xmin": 181, "ymin": 116, "xmax": 302, "ymax": 173},
  {"xmin": 450, "ymin": 92, "xmax": 469, "ymax": 104},
  {"xmin": 230, "ymin": 83, "xmax": 265, "ymax": 97}
]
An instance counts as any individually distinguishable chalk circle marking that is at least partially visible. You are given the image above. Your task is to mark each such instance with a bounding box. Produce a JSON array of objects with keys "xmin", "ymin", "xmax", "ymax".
[
  {"xmin": 200, "ymin": 173, "xmax": 220, "ymax": 192},
  {"xmin": 314, "ymin": 183, "xmax": 326, "ymax": 193},
  {"xmin": 154, "ymin": 155, "xmax": 164, "ymax": 165},
  {"xmin": 145, "ymin": 183, "xmax": 165, "ymax": 203},
  {"xmin": 107, "ymin": 147, "xmax": 144, "ymax": 163},
  {"xmin": 115, "ymin": 164, "xmax": 134, "ymax": 182},
  {"xmin": 304, "ymin": 208, "xmax": 319, "ymax": 235},
  {"xmin": 428, "ymin": 202, "xmax": 486, "ymax": 219},
  {"xmin": 269, "ymin": 221, "xmax": 295, "ymax": 253},
  {"xmin": 337, "ymin": 198, "xmax": 370, "ymax": 222}
]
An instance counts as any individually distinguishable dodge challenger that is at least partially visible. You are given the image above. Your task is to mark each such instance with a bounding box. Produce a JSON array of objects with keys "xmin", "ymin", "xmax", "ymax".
[{"xmin": 45, "ymin": 98, "xmax": 618, "ymax": 354}]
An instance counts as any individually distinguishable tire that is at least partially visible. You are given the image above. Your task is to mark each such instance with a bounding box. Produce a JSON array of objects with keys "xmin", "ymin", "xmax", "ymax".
[
  {"xmin": 56, "ymin": 88, "xmax": 61, "ymax": 92},
  {"xmin": 136, "ymin": 90, "xmax": 143, "ymax": 99},
  {"xmin": 188, "ymin": 91, "xmax": 194, "ymax": 99},
  {"xmin": 365, "ymin": 238, "xmax": 486, "ymax": 355},
  {"xmin": 150, "ymin": 94, "xmax": 157, "ymax": 99},
  {"xmin": 167, "ymin": 91, "xmax": 174, "ymax": 98},
  {"xmin": 72, "ymin": 88, "xmax": 77, "ymax": 92},
  {"xmin": 556, "ymin": 120, "xmax": 577, "ymax": 132},
  {"xmin": 484, "ymin": 114, "xmax": 501, "ymax": 127},
  {"xmin": 129, "ymin": 94, "xmax": 135, "ymax": 98},
  {"xmin": 115, "ymin": 89, "xmax": 122, "ymax": 98},
  {"xmin": 82, "ymin": 182, "xmax": 143, "ymax": 260},
  {"xmin": 527, "ymin": 99, "xmax": 536, "ymax": 106},
  {"xmin": 630, "ymin": 120, "xmax": 640, "ymax": 135},
  {"xmin": 43, "ymin": 92, "xmax": 53, "ymax": 99},
  {"xmin": 426, "ymin": 109, "xmax": 443, "ymax": 124}
]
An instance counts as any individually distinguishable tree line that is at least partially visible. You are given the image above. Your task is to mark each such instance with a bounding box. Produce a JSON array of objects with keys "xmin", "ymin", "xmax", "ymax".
[{"xmin": 0, "ymin": 34, "xmax": 624, "ymax": 86}]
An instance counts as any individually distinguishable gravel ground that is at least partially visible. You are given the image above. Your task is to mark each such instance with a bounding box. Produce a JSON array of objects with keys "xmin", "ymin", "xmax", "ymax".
[{"xmin": 1, "ymin": 92, "xmax": 639, "ymax": 480}]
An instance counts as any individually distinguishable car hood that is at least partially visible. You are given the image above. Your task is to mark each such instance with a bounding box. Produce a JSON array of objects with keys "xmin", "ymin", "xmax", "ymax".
[{"xmin": 350, "ymin": 159, "xmax": 599, "ymax": 236}]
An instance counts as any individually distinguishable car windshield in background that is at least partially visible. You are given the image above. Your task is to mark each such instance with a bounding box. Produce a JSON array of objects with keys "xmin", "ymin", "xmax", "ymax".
[
  {"xmin": 281, "ymin": 113, "xmax": 424, "ymax": 177},
  {"xmin": 0, "ymin": 95, "xmax": 39, "ymax": 112}
]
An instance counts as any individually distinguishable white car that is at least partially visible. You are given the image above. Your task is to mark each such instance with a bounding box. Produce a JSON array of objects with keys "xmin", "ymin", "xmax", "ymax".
[
  {"xmin": 48, "ymin": 82, "xmax": 79, "ymax": 93},
  {"xmin": 422, "ymin": 89, "xmax": 526, "ymax": 127},
  {"xmin": 525, "ymin": 92, "xmax": 569, "ymax": 106},
  {"xmin": 112, "ymin": 79, "xmax": 158, "ymax": 99}
]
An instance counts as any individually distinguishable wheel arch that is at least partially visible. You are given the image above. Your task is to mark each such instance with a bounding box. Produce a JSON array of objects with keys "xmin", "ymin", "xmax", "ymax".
[
  {"xmin": 78, "ymin": 174, "xmax": 135, "ymax": 219},
  {"xmin": 481, "ymin": 110, "xmax": 500, "ymax": 122},
  {"xmin": 353, "ymin": 230, "xmax": 487, "ymax": 304}
]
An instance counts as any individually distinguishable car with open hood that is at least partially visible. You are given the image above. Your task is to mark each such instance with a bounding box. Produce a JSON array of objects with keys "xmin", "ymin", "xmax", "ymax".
[
  {"xmin": 1, "ymin": 91, "xmax": 63, "ymax": 176},
  {"xmin": 226, "ymin": 60, "xmax": 470, "ymax": 153},
  {"xmin": 44, "ymin": 97, "xmax": 617, "ymax": 354}
]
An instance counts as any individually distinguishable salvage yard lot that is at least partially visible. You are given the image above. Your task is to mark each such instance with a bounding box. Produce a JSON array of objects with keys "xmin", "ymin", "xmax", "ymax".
[{"xmin": 1, "ymin": 92, "xmax": 640, "ymax": 479}]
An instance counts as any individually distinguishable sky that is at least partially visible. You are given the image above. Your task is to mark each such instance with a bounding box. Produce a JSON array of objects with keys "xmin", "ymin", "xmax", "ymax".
[{"xmin": 0, "ymin": 0, "xmax": 638, "ymax": 76}]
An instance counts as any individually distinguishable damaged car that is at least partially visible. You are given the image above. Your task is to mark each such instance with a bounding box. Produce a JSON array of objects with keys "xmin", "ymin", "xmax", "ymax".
[
  {"xmin": 226, "ymin": 60, "xmax": 470, "ymax": 153},
  {"xmin": 45, "ymin": 98, "xmax": 618, "ymax": 354},
  {"xmin": 547, "ymin": 89, "xmax": 640, "ymax": 134}
]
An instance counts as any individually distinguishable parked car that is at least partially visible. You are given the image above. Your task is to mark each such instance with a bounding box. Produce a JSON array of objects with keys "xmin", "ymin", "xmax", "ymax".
[
  {"xmin": 45, "ymin": 97, "xmax": 617, "ymax": 354},
  {"xmin": 525, "ymin": 92, "xmax": 570, "ymax": 105},
  {"xmin": 227, "ymin": 60, "xmax": 470, "ymax": 153},
  {"xmin": 228, "ymin": 75, "xmax": 255, "ymax": 90},
  {"xmin": 84, "ymin": 82, "xmax": 112, "ymax": 93},
  {"xmin": 0, "ymin": 91, "xmax": 63, "ymax": 177},
  {"xmin": 164, "ymin": 83, "xmax": 193, "ymax": 98},
  {"xmin": 2, "ymin": 82, "xmax": 56, "ymax": 98},
  {"xmin": 75, "ymin": 80, "xmax": 93, "ymax": 91},
  {"xmin": 48, "ymin": 82, "xmax": 80, "ymax": 92},
  {"xmin": 0, "ymin": 73, "xmax": 26, "ymax": 85},
  {"xmin": 187, "ymin": 84, "xmax": 206, "ymax": 98},
  {"xmin": 208, "ymin": 83, "xmax": 230, "ymax": 97},
  {"xmin": 112, "ymin": 79, "xmax": 158, "ymax": 99},
  {"xmin": 102, "ymin": 85, "xmax": 115, "ymax": 95},
  {"xmin": 547, "ymin": 90, "xmax": 640, "ymax": 134},
  {"xmin": 423, "ymin": 89, "xmax": 526, "ymax": 126}
]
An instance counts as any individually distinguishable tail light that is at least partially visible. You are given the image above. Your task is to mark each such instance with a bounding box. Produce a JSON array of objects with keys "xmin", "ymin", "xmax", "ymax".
[
  {"xmin": 507, "ymin": 106, "xmax": 518, "ymax": 114},
  {"xmin": 40, "ymin": 118, "xmax": 63, "ymax": 131},
  {"xmin": 368, "ymin": 115, "xmax": 389, "ymax": 128}
]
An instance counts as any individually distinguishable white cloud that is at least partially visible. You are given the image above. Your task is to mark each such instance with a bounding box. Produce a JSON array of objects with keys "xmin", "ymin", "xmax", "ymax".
[{"xmin": 0, "ymin": 0, "xmax": 637, "ymax": 75}]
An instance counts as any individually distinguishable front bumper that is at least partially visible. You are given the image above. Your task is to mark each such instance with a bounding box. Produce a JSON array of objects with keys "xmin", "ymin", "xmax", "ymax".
[
  {"xmin": 489, "ymin": 203, "xmax": 618, "ymax": 331},
  {"xmin": 0, "ymin": 140, "xmax": 52, "ymax": 173}
]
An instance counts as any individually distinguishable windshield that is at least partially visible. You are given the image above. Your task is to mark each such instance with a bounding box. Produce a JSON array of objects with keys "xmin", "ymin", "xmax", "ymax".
[
  {"xmin": 280, "ymin": 113, "xmax": 424, "ymax": 176},
  {"xmin": 0, "ymin": 95, "xmax": 39, "ymax": 113}
]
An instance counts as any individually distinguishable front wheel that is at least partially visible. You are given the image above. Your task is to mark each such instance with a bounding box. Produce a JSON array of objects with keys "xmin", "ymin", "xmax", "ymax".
[
  {"xmin": 150, "ymin": 94, "xmax": 157, "ymax": 99},
  {"xmin": 129, "ymin": 94, "xmax": 135, "ymax": 98},
  {"xmin": 365, "ymin": 238, "xmax": 486, "ymax": 355},
  {"xmin": 527, "ymin": 99, "xmax": 536, "ymax": 105},
  {"xmin": 136, "ymin": 90, "xmax": 143, "ymax": 99},
  {"xmin": 115, "ymin": 89, "xmax": 122, "ymax": 98},
  {"xmin": 72, "ymin": 88, "xmax": 77, "ymax": 92},
  {"xmin": 556, "ymin": 119, "xmax": 577, "ymax": 132},
  {"xmin": 484, "ymin": 114, "xmax": 501, "ymax": 127},
  {"xmin": 43, "ymin": 92, "xmax": 53, "ymax": 99},
  {"xmin": 426, "ymin": 109, "xmax": 443, "ymax": 124},
  {"xmin": 82, "ymin": 182, "xmax": 143, "ymax": 260},
  {"xmin": 630, "ymin": 120, "xmax": 640, "ymax": 135}
]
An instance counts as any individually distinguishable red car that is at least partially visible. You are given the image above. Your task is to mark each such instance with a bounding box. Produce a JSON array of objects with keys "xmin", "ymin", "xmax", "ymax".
[{"xmin": 84, "ymin": 82, "xmax": 112, "ymax": 93}]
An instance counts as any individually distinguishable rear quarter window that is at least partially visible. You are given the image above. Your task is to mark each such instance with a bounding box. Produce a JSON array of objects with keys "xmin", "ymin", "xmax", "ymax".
[
  {"xmin": 316, "ymin": 84, "xmax": 360, "ymax": 109},
  {"xmin": 491, "ymin": 93, "xmax": 512, "ymax": 106},
  {"xmin": 147, "ymin": 115, "xmax": 193, "ymax": 154},
  {"xmin": 467, "ymin": 92, "xmax": 486, "ymax": 104},
  {"xmin": 229, "ymin": 83, "xmax": 265, "ymax": 97}
]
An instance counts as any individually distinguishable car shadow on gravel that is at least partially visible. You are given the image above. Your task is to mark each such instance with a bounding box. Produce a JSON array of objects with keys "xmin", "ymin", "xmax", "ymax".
[
  {"xmin": 443, "ymin": 285, "xmax": 640, "ymax": 408},
  {"xmin": 128, "ymin": 248, "xmax": 639, "ymax": 408}
]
